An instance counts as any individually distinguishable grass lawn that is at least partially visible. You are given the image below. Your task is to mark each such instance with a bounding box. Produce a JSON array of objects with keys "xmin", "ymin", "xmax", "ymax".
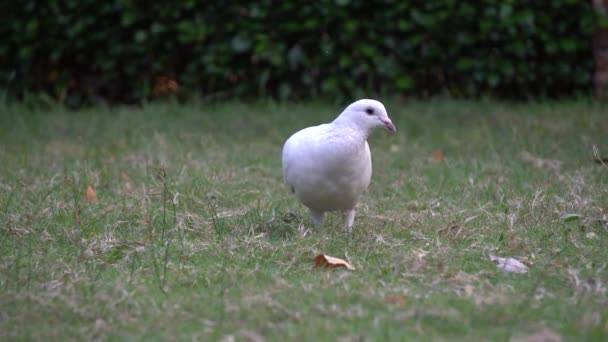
[{"xmin": 0, "ymin": 99, "xmax": 607, "ymax": 341}]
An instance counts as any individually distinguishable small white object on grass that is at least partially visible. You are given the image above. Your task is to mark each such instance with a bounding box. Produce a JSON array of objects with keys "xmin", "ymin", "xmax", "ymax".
[
  {"xmin": 281, "ymin": 99, "xmax": 396, "ymax": 232},
  {"xmin": 489, "ymin": 254, "xmax": 529, "ymax": 274}
]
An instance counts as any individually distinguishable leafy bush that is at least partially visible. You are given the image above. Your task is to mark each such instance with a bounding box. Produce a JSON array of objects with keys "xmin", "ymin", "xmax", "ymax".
[{"xmin": 0, "ymin": 0, "xmax": 599, "ymax": 106}]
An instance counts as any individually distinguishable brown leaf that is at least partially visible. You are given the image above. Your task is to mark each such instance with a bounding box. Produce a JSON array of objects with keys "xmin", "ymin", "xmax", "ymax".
[
  {"xmin": 87, "ymin": 185, "xmax": 98, "ymax": 203},
  {"xmin": 313, "ymin": 254, "xmax": 355, "ymax": 270},
  {"xmin": 9, "ymin": 227, "xmax": 32, "ymax": 236},
  {"xmin": 120, "ymin": 171, "xmax": 130, "ymax": 181},
  {"xmin": 121, "ymin": 171, "xmax": 133, "ymax": 193},
  {"xmin": 153, "ymin": 75, "xmax": 179, "ymax": 97},
  {"xmin": 124, "ymin": 182, "xmax": 133, "ymax": 193},
  {"xmin": 384, "ymin": 294, "xmax": 407, "ymax": 306},
  {"xmin": 431, "ymin": 149, "xmax": 444, "ymax": 161}
]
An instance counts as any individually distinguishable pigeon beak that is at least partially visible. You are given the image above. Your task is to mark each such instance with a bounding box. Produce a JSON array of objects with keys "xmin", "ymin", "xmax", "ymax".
[{"xmin": 381, "ymin": 118, "xmax": 396, "ymax": 133}]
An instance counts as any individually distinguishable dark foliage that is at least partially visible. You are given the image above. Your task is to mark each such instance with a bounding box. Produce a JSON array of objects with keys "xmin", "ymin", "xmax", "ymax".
[{"xmin": 0, "ymin": 0, "xmax": 599, "ymax": 106}]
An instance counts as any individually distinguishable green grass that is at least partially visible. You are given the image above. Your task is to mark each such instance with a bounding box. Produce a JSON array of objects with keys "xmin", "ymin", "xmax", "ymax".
[{"xmin": 1, "ymin": 99, "xmax": 607, "ymax": 341}]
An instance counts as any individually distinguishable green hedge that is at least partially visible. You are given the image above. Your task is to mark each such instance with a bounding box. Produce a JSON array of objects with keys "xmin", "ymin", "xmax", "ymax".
[{"xmin": 0, "ymin": 0, "xmax": 599, "ymax": 106}]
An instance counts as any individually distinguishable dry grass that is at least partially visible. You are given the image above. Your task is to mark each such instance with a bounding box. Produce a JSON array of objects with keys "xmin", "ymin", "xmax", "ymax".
[{"xmin": 0, "ymin": 99, "xmax": 607, "ymax": 340}]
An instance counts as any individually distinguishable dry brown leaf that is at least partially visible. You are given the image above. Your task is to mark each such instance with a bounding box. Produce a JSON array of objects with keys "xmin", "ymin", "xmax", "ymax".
[
  {"xmin": 431, "ymin": 149, "xmax": 444, "ymax": 161},
  {"xmin": 87, "ymin": 185, "xmax": 98, "ymax": 203},
  {"xmin": 313, "ymin": 254, "xmax": 355, "ymax": 270},
  {"xmin": 121, "ymin": 171, "xmax": 133, "ymax": 193},
  {"xmin": 153, "ymin": 75, "xmax": 179, "ymax": 97},
  {"xmin": 490, "ymin": 254, "xmax": 529, "ymax": 274},
  {"xmin": 384, "ymin": 294, "xmax": 407, "ymax": 306},
  {"xmin": 9, "ymin": 227, "xmax": 32, "ymax": 236},
  {"xmin": 120, "ymin": 171, "xmax": 129, "ymax": 180}
]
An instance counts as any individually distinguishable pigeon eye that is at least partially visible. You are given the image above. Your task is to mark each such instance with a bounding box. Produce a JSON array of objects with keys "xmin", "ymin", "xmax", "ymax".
[{"xmin": 365, "ymin": 108, "xmax": 374, "ymax": 115}]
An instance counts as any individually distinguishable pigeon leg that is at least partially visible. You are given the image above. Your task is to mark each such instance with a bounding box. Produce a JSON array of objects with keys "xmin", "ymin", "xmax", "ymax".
[
  {"xmin": 343, "ymin": 209, "xmax": 356, "ymax": 233},
  {"xmin": 310, "ymin": 209, "xmax": 325, "ymax": 231}
]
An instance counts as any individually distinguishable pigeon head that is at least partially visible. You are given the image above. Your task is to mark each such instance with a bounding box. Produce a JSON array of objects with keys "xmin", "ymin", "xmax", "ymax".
[{"xmin": 335, "ymin": 99, "xmax": 396, "ymax": 133}]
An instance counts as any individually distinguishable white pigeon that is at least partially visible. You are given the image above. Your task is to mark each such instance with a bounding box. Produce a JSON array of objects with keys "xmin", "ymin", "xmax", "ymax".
[{"xmin": 282, "ymin": 99, "xmax": 396, "ymax": 232}]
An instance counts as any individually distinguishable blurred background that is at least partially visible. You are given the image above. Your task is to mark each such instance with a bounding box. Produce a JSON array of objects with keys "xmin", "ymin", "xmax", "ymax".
[{"xmin": 2, "ymin": 0, "xmax": 608, "ymax": 107}]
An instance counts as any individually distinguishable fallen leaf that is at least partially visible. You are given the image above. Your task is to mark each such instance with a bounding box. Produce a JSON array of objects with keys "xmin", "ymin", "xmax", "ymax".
[
  {"xmin": 120, "ymin": 171, "xmax": 130, "ymax": 180},
  {"xmin": 153, "ymin": 75, "xmax": 179, "ymax": 97},
  {"xmin": 489, "ymin": 254, "xmax": 529, "ymax": 274},
  {"xmin": 561, "ymin": 213, "xmax": 581, "ymax": 223},
  {"xmin": 384, "ymin": 294, "xmax": 407, "ymax": 306},
  {"xmin": 389, "ymin": 144, "xmax": 400, "ymax": 153},
  {"xmin": 585, "ymin": 232, "xmax": 596, "ymax": 239},
  {"xmin": 9, "ymin": 227, "xmax": 32, "ymax": 236},
  {"xmin": 87, "ymin": 186, "xmax": 97, "ymax": 203},
  {"xmin": 121, "ymin": 171, "xmax": 133, "ymax": 193},
  {"xmin": 431, "ymin": 149, "xmax": 444, "ymax": 161},
  {"xmin": 313, "ymin": 254, "xmax": 355, "ymax": 271}
]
